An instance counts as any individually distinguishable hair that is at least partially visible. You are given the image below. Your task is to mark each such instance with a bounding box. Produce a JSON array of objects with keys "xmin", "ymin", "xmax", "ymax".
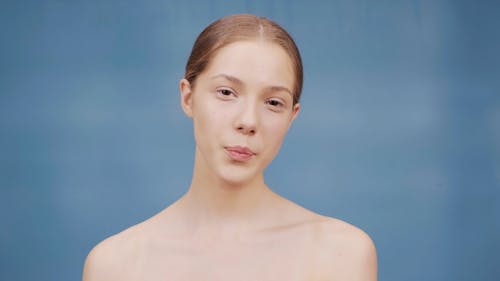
[{"xmin": 184, "ymin": 14, "xmax": 303, "ymax": 105}]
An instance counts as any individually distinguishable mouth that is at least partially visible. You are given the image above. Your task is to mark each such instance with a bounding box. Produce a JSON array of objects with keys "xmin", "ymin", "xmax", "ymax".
[{"xmin": 224, "ymin": 146, "xmax": 256, "ymax": 162}]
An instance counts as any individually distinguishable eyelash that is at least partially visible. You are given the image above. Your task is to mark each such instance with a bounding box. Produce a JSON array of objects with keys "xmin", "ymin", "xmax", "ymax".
[
  {"xmin": 216, "ymin": 88, "xmax": 236, "ymax": 98},
  {"xmin": 265, "ymin": 99, "xmax": 285, "ymax": 108}
]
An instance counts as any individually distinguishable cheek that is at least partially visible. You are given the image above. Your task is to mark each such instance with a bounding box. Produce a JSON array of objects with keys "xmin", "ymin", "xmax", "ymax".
[
  {"xmin": 193, "ymin": 104, "xmax": 228, "ymax": 139},
  {"xmin": 261, "ymin": 117, "xmax": 291, "ymax": 147}
]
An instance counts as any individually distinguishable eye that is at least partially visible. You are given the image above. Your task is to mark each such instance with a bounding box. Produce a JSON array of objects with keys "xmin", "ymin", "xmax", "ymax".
[
  {"xmin": 265, "ymin": 99, "xmax": 285, "ymax": 108},
  {"xmin": 216, "ymin": 88, "xmax": 236, "ymax": 99}
]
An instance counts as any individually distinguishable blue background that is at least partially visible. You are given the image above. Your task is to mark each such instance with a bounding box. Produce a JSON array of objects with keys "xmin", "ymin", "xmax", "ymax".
[{"xmin": 1, "ymin": 0, "xmax": 499, "ymax": 280}]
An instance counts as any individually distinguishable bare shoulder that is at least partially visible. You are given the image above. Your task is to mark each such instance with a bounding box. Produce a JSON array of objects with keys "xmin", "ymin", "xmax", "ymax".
[
  {"xmin": 313, "ymin": 216, "xmax": 378, "ymax": 281},
  {"xmin": 314, "ymin": 216, "xmax": 376, "ymax": 254},
  {"xmin": 275, "ymin": 197, "xmax": 377, "ymax": 279},
  {"xmin": 82, "ymin": 222, "xmax": 145, "ymax": 281}
]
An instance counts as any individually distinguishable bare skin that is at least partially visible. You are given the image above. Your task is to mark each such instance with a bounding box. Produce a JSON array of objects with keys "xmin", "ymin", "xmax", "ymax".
[{"xmin": 82, "ymin": 41, "xmax": 377, "ymax": 281}]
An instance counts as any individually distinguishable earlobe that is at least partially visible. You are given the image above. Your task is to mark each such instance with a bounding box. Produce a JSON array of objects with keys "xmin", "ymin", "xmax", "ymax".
[{"xmin": 180, "ymin": 78, "xmax": 193, "ymax": 118}]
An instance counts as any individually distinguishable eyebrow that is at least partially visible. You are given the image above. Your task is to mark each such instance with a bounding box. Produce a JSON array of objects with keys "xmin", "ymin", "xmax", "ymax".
[{"xmin": 211, "ymin": 73, "xmax": 293, "ymax": 97}]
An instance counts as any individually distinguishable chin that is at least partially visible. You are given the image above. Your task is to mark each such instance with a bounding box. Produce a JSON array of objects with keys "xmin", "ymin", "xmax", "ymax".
[{"xmin": 216, "ymin": 166, "xmax": 261, "ymax": 187}]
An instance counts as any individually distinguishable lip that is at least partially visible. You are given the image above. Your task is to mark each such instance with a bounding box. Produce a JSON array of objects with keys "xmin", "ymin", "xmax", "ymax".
[{"xmin": 224, "ymin": 146, "xmax": 256, "ymax": 162}]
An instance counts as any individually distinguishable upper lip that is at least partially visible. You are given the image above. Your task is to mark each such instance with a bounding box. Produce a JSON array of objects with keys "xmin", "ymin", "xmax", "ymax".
[{"xmin": 224, "ymin": 146, "xmax": 256, "ymax": 155}]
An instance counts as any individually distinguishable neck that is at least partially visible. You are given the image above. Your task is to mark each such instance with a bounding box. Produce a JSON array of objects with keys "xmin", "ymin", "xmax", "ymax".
[{"xmin": 177, "ymin": 148, "xmax": 277, "ymax": 231}]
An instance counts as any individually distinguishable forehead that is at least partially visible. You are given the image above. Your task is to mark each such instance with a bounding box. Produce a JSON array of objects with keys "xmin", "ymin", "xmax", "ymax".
[{"xmin": 201, "ymin": 40, "xmax": 295, "ymax": 90}]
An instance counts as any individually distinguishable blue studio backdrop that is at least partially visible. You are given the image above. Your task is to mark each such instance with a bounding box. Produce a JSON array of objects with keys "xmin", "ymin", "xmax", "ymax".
[{"xmin": 1, "ymin": 1, "xmax": 499, "ymax": 280}]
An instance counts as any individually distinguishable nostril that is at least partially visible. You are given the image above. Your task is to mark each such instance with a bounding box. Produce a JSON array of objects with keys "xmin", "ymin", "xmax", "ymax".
[{"xmin": 236, "ymin": 126, "xmax": 255, "ymax": 135}]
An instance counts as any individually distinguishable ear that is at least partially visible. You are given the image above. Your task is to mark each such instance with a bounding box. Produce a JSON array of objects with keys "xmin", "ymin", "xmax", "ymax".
[
  {"xmin": 180, "ymin": 78, "xmax": 193, "ymax": 118},
  {"xmin": 291, "ymin": 102, "xmax": 300, "ymax": 122}
]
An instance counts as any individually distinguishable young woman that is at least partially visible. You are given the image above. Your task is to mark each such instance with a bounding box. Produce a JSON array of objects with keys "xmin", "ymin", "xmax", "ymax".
[{"xmin": 83, "ymin": 14, "xmax": 377, "ymax": 281}]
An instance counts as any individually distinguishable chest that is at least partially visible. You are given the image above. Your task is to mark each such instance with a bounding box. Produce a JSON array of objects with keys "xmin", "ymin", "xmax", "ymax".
[{"xmin": 125, "ymin": 233, "xmax": 318, "ymax": 281}]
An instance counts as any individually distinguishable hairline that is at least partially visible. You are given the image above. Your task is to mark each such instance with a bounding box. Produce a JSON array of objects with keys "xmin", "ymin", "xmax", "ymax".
[{"xmin": 192, "ymin": 38, "xmax": 295, "ymax": 92}]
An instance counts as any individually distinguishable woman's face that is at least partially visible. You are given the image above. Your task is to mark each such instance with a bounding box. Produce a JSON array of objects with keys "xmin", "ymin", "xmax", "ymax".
[{"xmin": 180, "ymin": 40, "xmax": 300, "ymax": 185}]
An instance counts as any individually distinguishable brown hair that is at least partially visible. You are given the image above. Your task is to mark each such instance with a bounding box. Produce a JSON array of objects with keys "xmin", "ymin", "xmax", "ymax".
[{"xmin": 184, "ymin": 14, "xmax": 303, "ymax": 104}]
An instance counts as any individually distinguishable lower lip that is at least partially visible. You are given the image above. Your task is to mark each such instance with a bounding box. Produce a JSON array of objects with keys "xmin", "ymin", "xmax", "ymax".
[{"xmin": 225, "ymin": 148, "xmax": 254, "ymax": 162}]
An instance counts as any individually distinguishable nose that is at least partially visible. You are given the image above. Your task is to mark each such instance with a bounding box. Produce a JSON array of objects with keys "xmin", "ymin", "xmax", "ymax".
[{"xmin": 235, "ymin": 100, "xmax": 258, "ymax": 136}]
